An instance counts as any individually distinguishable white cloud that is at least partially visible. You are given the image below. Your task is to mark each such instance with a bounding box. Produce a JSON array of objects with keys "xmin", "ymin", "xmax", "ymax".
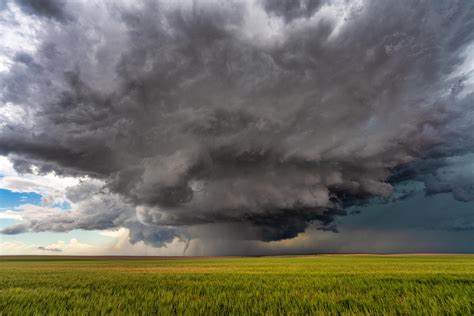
[
  {"xmin": 0, "ymin": 155, "xmax": 17, "ymax": 176},
  {"xmin": 0, "ymin": 210, "xmax": 22, "ymax": 220},
  {"xmin": 1, "ymin": 203, "xmax": 63, "ymax": 221},
  {"xmin": 0, "ymin": 155, "xmax": 82, "ymax": 205},
  {"xmin": 0, "ymin": 1, "xmax": 44, "ymax": 72}
]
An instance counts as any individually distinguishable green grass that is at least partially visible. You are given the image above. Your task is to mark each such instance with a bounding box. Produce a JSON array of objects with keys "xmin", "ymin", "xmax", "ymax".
[{"xmin": 1, "ymin": 255, "xmax": 473, "ymax": 315}]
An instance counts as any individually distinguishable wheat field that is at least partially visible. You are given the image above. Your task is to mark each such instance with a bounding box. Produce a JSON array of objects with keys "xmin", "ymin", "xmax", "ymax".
[{"xmin": 1, "ymin": 255, "xmax": 473, "ymax": 315}]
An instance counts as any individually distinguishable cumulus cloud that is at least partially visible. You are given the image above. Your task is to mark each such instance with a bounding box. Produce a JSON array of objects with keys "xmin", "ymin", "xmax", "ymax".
[
  {"xmin": 0, "ymin": 0, "xmax": 473, "ymax": 249},
  {"xmin": 0, "ymin": 177, "xmax": 184, "ymax": 247}
]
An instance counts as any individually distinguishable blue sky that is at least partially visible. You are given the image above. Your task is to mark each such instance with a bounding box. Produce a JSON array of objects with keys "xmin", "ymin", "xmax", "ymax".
[
  {"xmin": 0, "ymin": 189, "xmax": 42, "ymax": 209},
  {"xmin": 0, "ymin": 189, "xmax": 41, "ymax": 229}
]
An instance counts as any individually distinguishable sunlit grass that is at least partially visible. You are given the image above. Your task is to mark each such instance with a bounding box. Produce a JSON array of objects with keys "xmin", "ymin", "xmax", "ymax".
[{"xmin": 1, "ymin": 255, "xmax": 473, "ymax": 315}]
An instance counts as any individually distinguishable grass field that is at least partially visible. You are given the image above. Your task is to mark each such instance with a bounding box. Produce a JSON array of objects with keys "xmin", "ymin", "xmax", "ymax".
[{"xmin": 1, "ymin": 255, "xmax": 473, "ymax": 315}]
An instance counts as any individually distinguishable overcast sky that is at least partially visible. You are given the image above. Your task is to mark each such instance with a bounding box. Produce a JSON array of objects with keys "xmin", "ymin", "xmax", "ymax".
[{"xmin": 1, "ymin": 0, "xmax": 473, "ymax": 255}]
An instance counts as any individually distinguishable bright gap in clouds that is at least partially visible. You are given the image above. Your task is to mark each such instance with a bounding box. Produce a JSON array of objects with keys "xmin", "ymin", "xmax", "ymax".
[{"xmin": 0, "ymin": 189, "xmax": 41, "ymax": 209}]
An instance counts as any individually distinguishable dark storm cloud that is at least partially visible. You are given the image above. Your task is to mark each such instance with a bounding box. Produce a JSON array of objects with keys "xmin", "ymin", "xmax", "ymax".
[
  {"xmin": 389, "ymin": 151, "xmax": 474, "ymax": 202},
  {"xmin": 1, "ymin": 222, "xmax": 30, "ymax": 234},
  {"xmin": 15, "ymin": 0, "xmax": 69, "ymax": 21},
  {"xmin": 1, "ymin": 0, "xmax": 474, "ymax": 247},
  {"xmin": 260, "ymin": 0, "xmax": 323, "ymax": 22}
]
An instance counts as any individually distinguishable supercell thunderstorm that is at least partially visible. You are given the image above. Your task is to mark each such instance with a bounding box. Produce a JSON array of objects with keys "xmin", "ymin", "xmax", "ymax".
[{"xmin": 1, "ymin": 0, "xmax": 474, "ymax": 249}]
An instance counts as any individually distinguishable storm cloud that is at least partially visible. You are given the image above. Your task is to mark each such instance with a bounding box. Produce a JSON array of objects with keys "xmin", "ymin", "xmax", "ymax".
[{"xmin": 1, "ymin": 0, "xmax": 473, "ymax": 248}]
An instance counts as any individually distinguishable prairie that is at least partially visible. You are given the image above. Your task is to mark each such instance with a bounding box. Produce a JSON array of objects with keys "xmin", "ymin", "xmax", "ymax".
[{"xmin": 1, "ymin": 255, "xmax": 473, "ymax": 315}]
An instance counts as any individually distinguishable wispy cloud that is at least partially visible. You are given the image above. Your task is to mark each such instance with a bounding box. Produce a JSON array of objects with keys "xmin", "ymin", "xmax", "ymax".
[{"xmin": 37, "ymin": 246, "xmax": 62, "ymax": 252}]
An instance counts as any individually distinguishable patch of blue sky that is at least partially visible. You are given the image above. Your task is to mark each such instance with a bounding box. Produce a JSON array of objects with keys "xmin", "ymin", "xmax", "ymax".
[
  {"xmin": 0, "ymin": 218, "xmax": 20, "ymax": 228},
  {"xmin": 52, "ymin": 200, "xmax": 72, "ymax": 209},
  {"xmin": 0, "ymin": 189, "xmax": 42, "ymax": 209}
]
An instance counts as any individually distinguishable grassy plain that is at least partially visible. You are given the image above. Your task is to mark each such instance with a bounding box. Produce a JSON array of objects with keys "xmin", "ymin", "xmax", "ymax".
[{"xmin": 1, "ymin": 255, "xmax": 473, "ymax": 315}]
